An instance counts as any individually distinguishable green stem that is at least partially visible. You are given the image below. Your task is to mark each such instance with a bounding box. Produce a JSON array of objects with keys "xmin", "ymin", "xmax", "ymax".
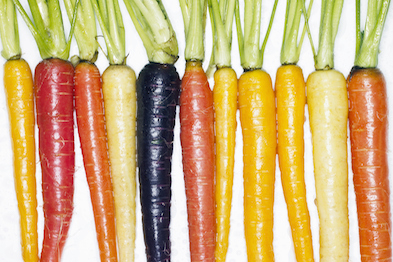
[
  {"xmin": 183, "ymin": 0, "xmax": 206, "ymax": 61},
  {"xmin": 355, "ymin": 0, "xmax": 391, "ymax": 67},
  {"xmin": 235, "ymin": 0, "xmax": 244, "ymax": 67},
  {"xmin": 92, "ymin": 0, "xmax": 125, "ymax": 64},
  {"xmin": 0, "ymin": 0, "xmax": 20, "ymax": 60},
  {"xmin": 260, "ymin": 0, "xmax": 278, "ymax": 63},
  {"xmin": 123, "ymin": 0, "xmax": 178, "ymax": 64},
  {"xmin": 64, "ymin": 0, "xmax": 98, "ymax": 61}
]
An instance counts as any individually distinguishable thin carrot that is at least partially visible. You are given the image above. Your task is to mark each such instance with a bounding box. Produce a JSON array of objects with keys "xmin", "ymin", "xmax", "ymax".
[
  {"xmin": 0, "ymin": 1, "xmax": 38, "ymax": 260},
  {"xmin": 63, "ymin": 0, "xmax": 118, "ymax": 259},
  {"xmin": 91, "ymin": 0, "xmax": 137, "ymax": 259},
  {"xmin": 12, "ymin": 0, "xmax": 77, "ymax": 260},
  {"xmin": 305, "ymin": 0, "xmax": 348, "ymax": 259},
  {"xmin": 180, "ymin": 61, "xmax": 215, "ymax": 262},
  {"xmin": 348, "ymin": 1, "xmax": 391, "ymax": 260},
  {"xmin": 206, "ymin": 0, "xmax": 237, "ymax": 259},
  {"xmin": 275, "ymin": 0, "xmax": 314, "ymax": 260},
  {"xmin": 235, "ymin": 0, "xmax": 278, "ymax": 260}
]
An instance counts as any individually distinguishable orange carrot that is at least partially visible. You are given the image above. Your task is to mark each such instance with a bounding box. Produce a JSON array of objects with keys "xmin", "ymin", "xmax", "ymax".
[
  {"xmin": 74, "ymin": 61, "xmax": 118, "ymax": 262},
  {"xmin": 180, "ymin": 61, "xmax": 215, "ymax": 262}
]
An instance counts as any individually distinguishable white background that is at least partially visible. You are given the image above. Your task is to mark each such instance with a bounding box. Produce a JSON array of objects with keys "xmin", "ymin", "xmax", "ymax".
[{"xmin": 0, "ymin": 0, "xmax": 393, "ymax": 261}]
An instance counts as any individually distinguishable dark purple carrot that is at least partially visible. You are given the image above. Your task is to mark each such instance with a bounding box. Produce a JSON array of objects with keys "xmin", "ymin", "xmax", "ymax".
[
  {"xmin": 122, "ymin": 0, "xmax": 179, "ymax": 261},
  {"xmin": 137, "ymin": 62, "xmax": 180, "ymax": 261}
]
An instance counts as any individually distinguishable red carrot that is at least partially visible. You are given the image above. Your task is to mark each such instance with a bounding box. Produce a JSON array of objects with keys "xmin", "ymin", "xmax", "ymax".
[
  {"xmin": 74, "ymin": 61, "xmax": 117, "ymax": 262},
  {"xmin": 35, "ymin": 58, "xmax": 75, "ymax": 261},
  {"xmin": 180, "ymin": 61, "xmax": 215, "ymax": 262},
  {"xmin": 13, "ymin": 0, "xmax": 77, "ymax": 260}
]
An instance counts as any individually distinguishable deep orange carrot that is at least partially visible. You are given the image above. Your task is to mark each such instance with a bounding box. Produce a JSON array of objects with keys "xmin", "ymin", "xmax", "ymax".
[
  {"xmin": 180, "ymin": 61, "xmax": 215, "ymax": 262},
  {"xmin": 74, "ymin": 61, "xmax": 118, "ymax": 262},
  {"xmin": 348, "ymin": 67, "xmax": 391, "ymax": 262}
]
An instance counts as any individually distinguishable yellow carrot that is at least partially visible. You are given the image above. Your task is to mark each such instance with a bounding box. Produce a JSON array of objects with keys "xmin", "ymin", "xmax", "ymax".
[
  {"xmin": 3, "ymin": 58, "xmax": 38, "ymax": 262},
  {"xmin": 276, "ymin": 64, "xmax": 313, "ymax": 262},
  {"xmin": 238, "ymin": 69, "xmax": 276, "ymax": 262},
  {"xmin": 307, "ymin": 69, "xmax": 348, "ymax": 261},
  {"xmin": 102, "ymin": 65, "xmax": 137, "ymax": 262},
  {"xmin": 213, "ymin": 67, "xmax": 237, "ymax": 261}
]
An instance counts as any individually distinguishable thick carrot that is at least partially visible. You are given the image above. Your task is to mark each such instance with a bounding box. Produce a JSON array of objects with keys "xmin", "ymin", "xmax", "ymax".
[
  {"xmin": 213, "ymin": 67, "xmax": 237, "ymax": 262},
  {"xmin": 238, "ymin": 68, "xmax": 276, "ymax": 262},
  {"xmin": 306, "ymin": 69, "xmax": 348, "ymax": 261},
  {"xmin": 180, "ymin": 61, "xmax": 215, "ymax": 262},
  {"xmin": 348, "ymin": 67, "xmax": 391, "ymax": 261},
  {"xmin": 137, "ymin": 62, "xmax": 180, "ymax": 261},
  {"xmin": 102, "ymin": 64, "xmax": 136, "ymax": 262},
  {"xmin": 348, "ymin": 1, "xmax": 391, "ymax": 260},
  {"xmin": 276, "ymin": 64, "xmax": 314, "ymax": 262},
  {"xmin": 35, "ymin": 58, "xmax": 75, "ymax": 262},
  {"xmin": 74, "ymin": 61, "xmax": 117, "ymax": 262},
  {"xmin": 3, "ymin": 58, "xmax": 38, "ymax": 262}
]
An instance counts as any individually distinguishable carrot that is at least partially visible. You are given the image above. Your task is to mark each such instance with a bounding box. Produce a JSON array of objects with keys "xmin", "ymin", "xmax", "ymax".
[
  {"xmin": 0, "ymin": 1, "xmax": 38, "ymax": 260},
  {"xmin": 180, "ymin": 61, "xmax": 215, "ymax": 262},
  {"xmin": 13, "ymin": 1, "xmax": 77, "ymax": 260},
  {"xmin": 234, "ymin": 0, "xmax": 278, "ymax": 260},
  {"xmin": 206, "ymin": 0, "xmax": 237, "ymax": 259},
  {"xmin": 122, "ymin": 1, "xmax": 180, "ymax": 260},
  {"xmin": 347, "ymin": 1, "xmax": 391, "ymax": 260},
  {"xmin": 305, "ymin": 0, "xmax": 348, "ymax": 259},
  {"xmin": 178, "ymin": 0, "xmax": 216, "ymax": 260},
  {"xmin": 63, "ymin": 0, "xmax": 118, "ymax": 259},
  {"xmin": 275, "ymin": 0, "xmax": 314, "ymax": 261},
  {"xmin": 91, "ymin": 0, "xmax": 137, "ymax": 259}
]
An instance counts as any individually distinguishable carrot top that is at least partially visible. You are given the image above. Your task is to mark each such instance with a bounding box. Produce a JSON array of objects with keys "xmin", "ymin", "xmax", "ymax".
[
  {"xmin": 0, "ymin": 0, "xmax": 20, "ymax": 60},
  {"xmin": 235, "ymin": 0, "xmax": 279, "ymax": 70},
  {"xmin": 354, "ymin": 0, "xmax": 391, "ymax": 68},
  {"xmin": 310, "ymin": 0, "xmax": 344, "ymax": 70},
  {"xmin": 179, "ymin": 0, "xmax": 207, "ymax": 61},
  {"xmin": 64, "ymin": 0, "xmax": 98, "ymax": 62},
  {"xmin": 280, "ymin": 0, "xmax": 312, "ymax": 65},
  {"xmin": 12, "ymin": 0, "xmax": 75, "ymax": 60},
  {"xmin": 91, "ymin": 0, "xmax": 126, "ymax": 65},
  {"xmin": 207, "ymin": 0, "xmax": 236, "ymax": 69},
  {"xmin": 123, "ymin": 0, "xmax": 178, "ymax": 64}
]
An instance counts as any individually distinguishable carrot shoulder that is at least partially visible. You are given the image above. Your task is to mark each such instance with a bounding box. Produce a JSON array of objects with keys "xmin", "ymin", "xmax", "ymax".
[
  {"xmin": 35, "ymin": 58, "xmax": 75, "ymax": 262},
  {"xmin": 180, "ymin": 61, "xmax": 215, "ymax": 262},
  {"xmin": 348, "ymin": 67, "xmax": 391, "ymax": 261},
  {"xmin": 3, "ymin": 58, "xmax": 38, "ymax": 262},
  {"xmin": 74, "ymin": 61, "xmax": 117, "ymax": 262},
  {"xmin": 238, "ymin": 68, "xmax": 276, "ymax": 262}
]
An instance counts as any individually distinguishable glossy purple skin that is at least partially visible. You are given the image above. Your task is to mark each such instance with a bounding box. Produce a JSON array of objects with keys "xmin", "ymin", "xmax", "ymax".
[{"xmin": 137, "ymin": 62, "xmax": 180, "ymax": 262}]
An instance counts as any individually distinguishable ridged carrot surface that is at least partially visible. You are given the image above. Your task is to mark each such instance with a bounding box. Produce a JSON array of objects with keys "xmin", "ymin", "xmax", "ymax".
[
  {"xmin": 275, "ymin": 64, "xmax": 314, "ymax": 262},
  {"xmin": 35, "ymin": 58, "xmax": 75, "ymax": 262},
  {"xmin": 180, "ymin": 61, "xmax": 215, "ymax": 262},
  {"xmin": 238, "ymin": 68, "xmax": 276, "ymax": 262},
  {"xmin": 3, "ymin": 58, "xmax": 38, "ymax": 262},
  {"xmin": 102, "ymin": 64, "xmax": 136, "ymax": 262},
  {"xmin": 75, "ymin": 61, "xmax": 118, "ymax": 262},
  {"xmin": 306, "ymin": 69, "xmax": 349, "ymax": 262},
  {"xmin": 213, "ymin": 67, "xmax": 237, "ymax": 262},
  {"xmin": 348, "ymin": 67, "xmax": 391, "ymax": 262}
]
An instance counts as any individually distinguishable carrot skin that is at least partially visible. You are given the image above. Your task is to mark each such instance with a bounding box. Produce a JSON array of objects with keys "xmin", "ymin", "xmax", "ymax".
[
  {"xmin": 180, "ymin": 61, "xmax": 215, "ymax": 262},
  {"xmin": 238, "ymin": 69, "xmax": 276, "ymax": 262},
  {"xmin": 35, "ymin": 58, "xmax": 75, "ymax": 262},
  {"xmin": 275, "ymin": 64, "xmax": 314, "ymax": 262},
  {"xmin": 102, "ymin": 64, "xmax": 137, "ymax": 262},
  {"xmin": 306, "ymin": 69, "xmax": 349, "ymax": 262},
  {"xmin": 213, "ymin": 67, "xmax": 237, "ymax": 262},
  {"xmin": 3, "ymin": 58, "xmax": 38, "ymax": 262},
  {"xmin": 137, "ymin": 62, "xmax": 180, "ymax": 262},
  {"xmin": 348, "ymin": 67, "xmax": 391, "ymax": 262},
  {"xmin": 75, "ymin": 61, "xmax": 118, "ymax": 262}
]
